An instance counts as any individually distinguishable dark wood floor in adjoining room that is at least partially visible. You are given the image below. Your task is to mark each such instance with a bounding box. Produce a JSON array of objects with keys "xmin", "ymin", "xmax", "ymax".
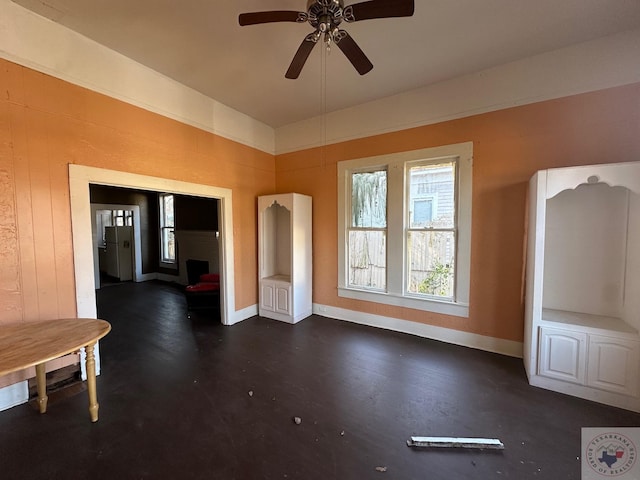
[{"xmin": 1, "ymin": 281, "xmax": 639, "ymax": 479}]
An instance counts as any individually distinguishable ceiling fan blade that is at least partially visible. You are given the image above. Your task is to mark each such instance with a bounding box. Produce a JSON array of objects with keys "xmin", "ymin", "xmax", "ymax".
[
  {"xmin": 344, "ymin": 0, "xmax": 414, "ymax": 22},
  {"xmin": 335, "ymin": 31, "xmax": 373, "ymax": 75},
  {"xmin": 239, "ymin": 11, "xmax": 307, "ymax": 26},
  {"xmin": 285, "ymin": 35, "xmax": 319, "ymax": 79}
]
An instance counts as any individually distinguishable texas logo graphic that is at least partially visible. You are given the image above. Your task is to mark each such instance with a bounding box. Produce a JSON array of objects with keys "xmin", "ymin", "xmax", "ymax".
[{"xmin": 585, "ymin": 432, "xmax": 637, "ymax": 477}]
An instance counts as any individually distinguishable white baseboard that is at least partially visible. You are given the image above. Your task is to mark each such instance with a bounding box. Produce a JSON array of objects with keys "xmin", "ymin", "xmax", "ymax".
[
  {"xmin": 529, "ymin": 374, "xmax": 640, "ymax": 413},
  {"xmin": 136, "ymin": 273, "xmax": 160, "ymax": 282},
  {"xmin": 227, "ymin": 304, "xmax": 258, "ymax": 326},
  {"xmin": 156, "ymin": 273, "xmax": 180, "ymax": 283},
  {"xmin": 0, "ymin": 381, "xmax": 29, "ymax": 412},
  {"xmin": 312, "ymin": 303, "xmax": 523, "ymax": 358}
]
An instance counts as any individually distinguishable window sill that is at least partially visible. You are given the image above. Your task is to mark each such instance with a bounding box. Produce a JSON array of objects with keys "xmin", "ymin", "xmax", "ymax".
[{"xmin": 337, "ymin": 287, "xmax": 469, "ymax": 318}]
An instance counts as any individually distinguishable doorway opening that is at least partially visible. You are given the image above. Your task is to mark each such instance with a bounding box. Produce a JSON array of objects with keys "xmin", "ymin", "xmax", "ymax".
[
  {"xmin": 91, "ymin": 203, "xmax": 140, "ymax": 289},
  {"xmin": 69, "ymin": 165, "xmax": 237, "ymax": 327}
]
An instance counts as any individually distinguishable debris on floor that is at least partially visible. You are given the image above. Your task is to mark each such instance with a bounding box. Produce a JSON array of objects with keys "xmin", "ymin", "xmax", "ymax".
[
  {"xmin": 293, "ymin": 416, "xmax": 302, "ymax": 425},
  {"xmin": 375, "ymin": 466, "xmax": 387, "ymax": 472},
  {"xmin": 407, "ymin": 436, "xmax": 504, "ymax": 450},
  {"xmin": 248, "ymin": 390, "xmax": 254, "ymax": 397}
]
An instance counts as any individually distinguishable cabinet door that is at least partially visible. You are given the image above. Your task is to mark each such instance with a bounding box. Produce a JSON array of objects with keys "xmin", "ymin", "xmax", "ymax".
[
  {"xmin": 260, "ymin": 282, "xmax": 275, "ymax": 312},
  {"xmin": 274, "ymin": 284, "xmax": 291, "ymax": 315},
  {"xmin": 538, "ymin": 327, "xmax": 587, "ymax": 384},
  {"xmin": 587, "ymin": 335, "xmax": 640, "ymax": 396}
]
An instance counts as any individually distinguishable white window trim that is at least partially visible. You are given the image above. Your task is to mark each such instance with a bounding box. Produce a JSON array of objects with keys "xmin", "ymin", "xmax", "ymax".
[
  {"xmin": 337, "ymin": 142, "xmax": 473, "ymax": 318},
  {"xmin": 405, "ymin": 158, "xmax": 457, "ymax": 303}
]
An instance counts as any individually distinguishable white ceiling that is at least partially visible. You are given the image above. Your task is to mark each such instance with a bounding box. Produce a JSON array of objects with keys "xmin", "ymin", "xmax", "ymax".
[{"xmin": 11, "ymin": 0, "xmax": 640, "ymax": 128}]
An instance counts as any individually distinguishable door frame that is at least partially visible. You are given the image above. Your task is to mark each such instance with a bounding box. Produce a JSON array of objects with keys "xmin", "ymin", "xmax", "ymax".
[{"xmin": 69, "ymin": 164, "xmax": 236, "ymax": 326}]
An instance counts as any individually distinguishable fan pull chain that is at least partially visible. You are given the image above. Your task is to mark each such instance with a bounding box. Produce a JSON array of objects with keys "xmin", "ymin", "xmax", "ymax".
[{"xmin": 320, "ymin": 44, "xmax": 327, "ymax": 169}]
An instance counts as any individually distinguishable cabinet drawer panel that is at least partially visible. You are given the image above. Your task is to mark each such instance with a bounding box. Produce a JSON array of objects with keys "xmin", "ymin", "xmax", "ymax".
[
  {"xmin": 538, "ymin": 327, "xmax": 587, "ymax": 384},
  {"xmin": 260, "ymin": 283, "xmax": 275, "ymax": 311},
  {"xmin": 587, "ymin": 336, "xmax": 640, "ymax": 396},
  {"xmin": 275, "ymin": 285, "xmax": 291, "ymax": 315}
]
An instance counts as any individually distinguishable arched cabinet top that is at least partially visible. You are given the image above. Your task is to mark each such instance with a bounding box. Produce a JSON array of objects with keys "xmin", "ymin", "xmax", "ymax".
[
  {"xmin": 543, "ymin": 161, "xmax": 640, "ymax": 199},
  {"xmin": 261, "ymin": 197, "xmax": 292, "ymax": 212},
  {"xmin": 258, "ymin": 193, "xmax": 311, "ymax": 212}
]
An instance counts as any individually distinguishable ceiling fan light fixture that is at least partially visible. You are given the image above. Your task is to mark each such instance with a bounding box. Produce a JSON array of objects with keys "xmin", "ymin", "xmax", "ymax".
[{"xmin": 239, "ymin": 0, "xmax": 415, "ymax": 78}]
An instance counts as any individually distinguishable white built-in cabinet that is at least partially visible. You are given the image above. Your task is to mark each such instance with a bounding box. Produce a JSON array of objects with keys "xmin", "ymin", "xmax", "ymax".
[
  {"xmin": 524, "ymin": 161, "xmax": 640, "ymax": 412},
  {"xmin": 258, "ymin": 193, "xmax": 312, "ymax": 323}
]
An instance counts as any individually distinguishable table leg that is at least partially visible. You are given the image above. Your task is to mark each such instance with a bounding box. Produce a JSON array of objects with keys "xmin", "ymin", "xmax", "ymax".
[
  {"xmin": 85, "ymin": 342, "xmax": 99, "ymax": 422},
  {"xmin": 35, "ymin": 363, "xmax": 48, "ymax": 414}
]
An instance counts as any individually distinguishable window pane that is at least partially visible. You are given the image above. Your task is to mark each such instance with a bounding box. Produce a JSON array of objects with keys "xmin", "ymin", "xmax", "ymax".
[
  {"xmin": 407, "ymin": 230, "xmax": 455, "ymax": 298},
  {"xmin": 348, "ymin": 230, "xmax": 386, "ymax": 290},
  {"xmin": 413, "ymin": 199, "xmax": 433, "ymax": 224},
  {"xmin": 162, "ymin": 228, "xmax": 175, "ymax": 262},
  {"xmin": 163, "ymin": 195, "xmax": 175, "ymax": 227},
  {"xmin": 409, "ymin": 162, "xmax": 455, "ymax": 229},
  {"xmin": 351, "ymin": 170, "xmax": 387, "ymax": 228}
]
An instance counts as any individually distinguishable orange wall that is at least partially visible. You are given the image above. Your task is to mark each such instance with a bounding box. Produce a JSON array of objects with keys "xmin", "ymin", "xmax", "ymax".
[
  {"xmin": 0, "ymin": 58, "xmax": 275, "ymax": 325},
  {"xmin": 2, "ymin": 55, "xmax": 639, "ymax": 345},
  {"xmin": 275, "ymin": 82, "xmax": 640, "ymax": 343}
]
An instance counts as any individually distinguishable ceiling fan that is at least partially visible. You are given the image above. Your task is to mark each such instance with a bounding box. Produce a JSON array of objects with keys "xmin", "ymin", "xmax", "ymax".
[{"xmin": 239, "ymin": 0, "xmax": 415, "ymax": 79}]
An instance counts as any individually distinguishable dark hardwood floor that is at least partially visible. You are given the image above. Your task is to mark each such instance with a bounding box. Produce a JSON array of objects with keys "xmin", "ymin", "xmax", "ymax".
[{"xmin": 1, "ymin": 281, "xmax": 638, "ymax": 479}]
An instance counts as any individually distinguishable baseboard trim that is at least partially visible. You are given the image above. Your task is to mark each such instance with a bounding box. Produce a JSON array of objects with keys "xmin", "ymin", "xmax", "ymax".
[
  {"xmin": 312, "ymin": 303, "xmax": 523, "ymax": 358},
  {"xmin": 156, "ymin": 273, "xmax": 180, "ymax": 283},
  {"xmin": 529, "ymin": 374, "xmax": 640, "ymax": 413},
  {"xmin": 136, "ymin": 273, "xmax": 159, "ymax": 282},
  {"xmin": 228, "ymin": 304, "xmax": 258, "ymax": 326},
  {"xmin": 0, "ymin": 382, "xmax": 29, "ymax": 412}
]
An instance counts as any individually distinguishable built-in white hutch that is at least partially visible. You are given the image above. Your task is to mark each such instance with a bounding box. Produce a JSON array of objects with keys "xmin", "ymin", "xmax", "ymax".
[
  {"xmin": 524, "ymin": 161, "xmax": 640, "ymax": 412},
  {"xmin": 258, "ymin": 193, "xmax": 312, "ymax": 324}
]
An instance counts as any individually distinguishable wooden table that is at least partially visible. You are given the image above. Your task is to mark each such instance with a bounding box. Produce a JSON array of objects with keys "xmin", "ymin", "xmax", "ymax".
[{"xmin": 0, "ymin": 318, "xmax": 111, "ymax": 422}]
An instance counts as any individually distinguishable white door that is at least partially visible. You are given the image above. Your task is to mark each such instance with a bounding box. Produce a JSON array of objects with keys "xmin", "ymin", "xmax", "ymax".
[{"xmin": 117, "ymin": 226, "xmax": 133, "ymax": 281}]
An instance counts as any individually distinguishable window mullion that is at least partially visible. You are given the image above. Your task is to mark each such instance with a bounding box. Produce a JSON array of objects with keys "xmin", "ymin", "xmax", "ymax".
[{"xmin": 386, "ymin": 163, "xmax": 404, "ymax": 295}]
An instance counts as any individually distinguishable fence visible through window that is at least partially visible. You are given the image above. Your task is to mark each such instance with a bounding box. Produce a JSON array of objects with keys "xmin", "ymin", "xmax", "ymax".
[
  {"xmin": 348, "ymin": 169, "xmax": 387, "ymax": 290},
  {"xmin": 406, "ymin": 162, "xmax": 456, "ymax": 299}
]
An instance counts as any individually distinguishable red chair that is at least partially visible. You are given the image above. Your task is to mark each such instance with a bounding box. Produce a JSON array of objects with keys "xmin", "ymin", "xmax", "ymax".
[{"xmin": 185, "ymin": 272, "xmax": 220, "ymax": 316}]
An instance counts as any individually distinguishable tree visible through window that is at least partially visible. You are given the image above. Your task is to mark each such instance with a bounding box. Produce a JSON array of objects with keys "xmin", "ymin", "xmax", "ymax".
[
  {"xmin": 160, "ymin": 194, "xmax": 175, "ymax": 263},
  {"xmin": 338, "ymin": 142, "xmax": 472, "ymax": 318},
  {"xmin": 349, "ymin": 170, "xmax": 387, "ymax": 290}
]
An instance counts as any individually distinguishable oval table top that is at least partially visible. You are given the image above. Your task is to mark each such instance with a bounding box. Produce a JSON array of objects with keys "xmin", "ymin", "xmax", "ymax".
[{"xmin": 0, "ymin": 318, "xmax": 111, "ymax": 376}]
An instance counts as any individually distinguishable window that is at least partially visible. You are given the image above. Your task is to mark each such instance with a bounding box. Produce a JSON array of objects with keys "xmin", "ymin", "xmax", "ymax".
[
  {"xmin": 338, "ymin": 142, "xmax": 472, "ymax": 317},
  {"xmin": 96, "ymin": 209, "xmax": 133, "ymax": 247},
  {"xmin": 406, "ymin": 161, "xmax": 456, "ymax": 299},
  {"xmin": 113, "ymin": 209, "xmax": 133, "ymax": 227},
  {"xmin": 349, "ymin": 169, "xmax": 387, "ymax": 290},
  {"xmin": 159, "ymin": 194, "xmax": 175, "ymax": 263}
]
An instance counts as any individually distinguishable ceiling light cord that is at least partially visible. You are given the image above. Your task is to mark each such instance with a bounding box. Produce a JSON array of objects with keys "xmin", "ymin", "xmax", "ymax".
[{"xmin": 321, "ymin": 42, "xmax": 327, "ymax": 169}]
